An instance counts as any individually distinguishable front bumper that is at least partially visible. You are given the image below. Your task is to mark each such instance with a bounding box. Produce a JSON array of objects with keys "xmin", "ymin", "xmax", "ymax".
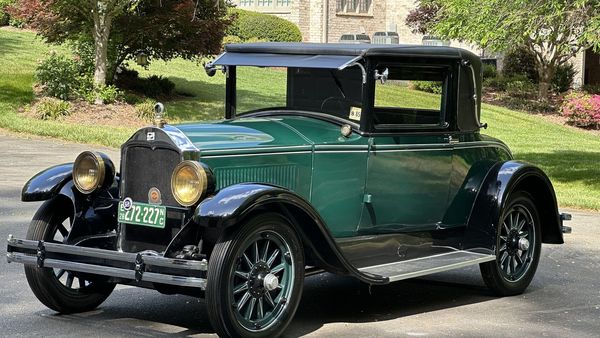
[{"xmin": 6, "ymin": 235, "xmax": 207, "ymax": 289}]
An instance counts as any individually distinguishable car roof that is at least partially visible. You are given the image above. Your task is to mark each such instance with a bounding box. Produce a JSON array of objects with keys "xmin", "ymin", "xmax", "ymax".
[{"xmin": 224, "ymin": 42, "xmax": 478, "ymax": 62}]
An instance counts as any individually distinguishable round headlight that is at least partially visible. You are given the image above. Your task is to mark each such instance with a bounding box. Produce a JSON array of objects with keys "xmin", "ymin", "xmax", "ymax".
[
  {"xmin": 171, "ymin": 161, "xmax": 208, "ymax": 206},
  {"xmin": 72, "ymin": 151, "xmax": 114, "ymax": 194}
]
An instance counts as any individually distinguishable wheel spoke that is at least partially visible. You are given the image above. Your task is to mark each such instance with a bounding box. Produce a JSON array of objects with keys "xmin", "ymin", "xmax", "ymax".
[
  {"xmin": 244, "ymin": 297, "xmax": 256, "ymax": 320},
  {"xmin": 257, "ymin": 297, "xmax": 264, "ymax": 319},
  {"xmin": 270, "ymin": 263, "xmax": 285, "ymax": 275},
  {"xmin": 515, "ymin": 253, "xmax": 524, "ymax": 266},
  {"xmin": 499, "ymin": 235, "xmax": 507, "ymax": 242},
  {"xmin": 513, "ymin": 212, "xmax": 520, "ymax": 229},
  {"xmin": 235, "ymin": 270, "xmax": 249, "ymax": 280},
  {"xmin": 262, "ymin": 240, "xmax": 270, "ymax": 262},
  {"xmin": 500, "ymin": 252, "xmax": 509, "ymax": 273},
  {"xmin": 267, "ymin": 249, "xmax": 280, "ymax": 268},
  {"xmin": 517, "ymin": 218, "xmax": 526, "ymax": 232},
  {"xmin": 499, "ymin": 243, "xmax": 507, "ymax": 252},
  {"xmin": 502, "ymin": 222, "xmax": 510, "ymax": 235},
  {"xmin": 233, "ymin": 283, "xmax": 249, "ymax": 295},
  {"xmin": 253, "ymin": 241, "xmax": 260, "ymax": 263},
  {"xmin": 55, "ymin": 269, "xmax": 66, "ymax": 279},
  {"xmin": 66, "ymin": 273, "xmax": 74, "ymax": 288},
  {"xmin": 57, "ymin": 224, "xmax": 69, "ymax": 237},
  {"xmin": 520, "ymin": 230, "xmax": 529, "ymax": 238},
  {"xmin": 243, "ymin": 253, "xmax": 253, "ymax": 269},
  {"xmin": 237, "ymin": 291, "xmax": 251, "ymax": 311},
  {"xmin": 264, "ymin": 290, "xmax": 275, "ymax": 308}
]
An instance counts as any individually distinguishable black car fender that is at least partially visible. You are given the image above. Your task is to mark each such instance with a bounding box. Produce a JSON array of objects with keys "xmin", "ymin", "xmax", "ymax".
[
  {"xmin": 467, "ymin": 160, "xmax": 563, "ymax": 250},
  {"xmin": 21, "ymin": 163, "xmax": 119, "ymax": 246},
  {"xmin": 193, "ymin": 183, "xmax": 389, "ymax": 285}
]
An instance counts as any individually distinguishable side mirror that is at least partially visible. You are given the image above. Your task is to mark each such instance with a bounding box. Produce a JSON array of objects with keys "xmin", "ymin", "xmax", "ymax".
[
  {"xmin": 204, "ymin": 63, "xmax": 217, "ymax": 77},
  {"xmin": 375, "ymin": 68, "xmax": 389, "ymax": 84}
]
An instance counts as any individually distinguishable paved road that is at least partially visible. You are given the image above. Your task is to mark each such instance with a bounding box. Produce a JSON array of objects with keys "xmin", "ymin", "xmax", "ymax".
[{"xmin": 1, "ymin": 131, "xmax": 599, "ymax": 337}]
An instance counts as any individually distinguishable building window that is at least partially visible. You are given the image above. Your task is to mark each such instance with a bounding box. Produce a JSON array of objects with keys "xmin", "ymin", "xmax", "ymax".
[
  {"xmin": 276, "ymin": 0, "xmax": 292, "ymax": 6},
  {"xmin": 337, "ymin": 0, "xmax": 371, "ymax": 14},
  {"xmin": 239, "ymin": 0, "xmax": 253, "ymax": 6},
  {"xmin": 257, "ymin": 0, "xmax": 272, "ymax": 6}
]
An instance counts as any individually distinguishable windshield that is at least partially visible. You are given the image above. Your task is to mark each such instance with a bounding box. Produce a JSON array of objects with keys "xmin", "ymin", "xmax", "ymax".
[{"xmin": 236, "ymin": 66, "xmax": 364, "ymax": 122}]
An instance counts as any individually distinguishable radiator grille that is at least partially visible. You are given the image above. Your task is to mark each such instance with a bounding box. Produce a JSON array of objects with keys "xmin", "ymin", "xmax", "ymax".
[
  {"xmin": 214, "ymin": 164, "xmax": 298, "ymax": 190},
  {"xmin": 122, "ymin": 146, "xmax": 181, "ymax": 206}
]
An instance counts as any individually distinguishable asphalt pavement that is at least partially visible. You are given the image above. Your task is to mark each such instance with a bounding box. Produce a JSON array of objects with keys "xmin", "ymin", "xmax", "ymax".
[{"xmin": 1, "ymin": 130, "xmax": 599, "ymax": 337}]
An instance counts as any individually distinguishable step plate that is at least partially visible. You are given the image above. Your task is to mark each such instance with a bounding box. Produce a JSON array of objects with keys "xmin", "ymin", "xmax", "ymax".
[{"xmin": 359, "ymin": 251, "xmax": 495, "ymax": 282}]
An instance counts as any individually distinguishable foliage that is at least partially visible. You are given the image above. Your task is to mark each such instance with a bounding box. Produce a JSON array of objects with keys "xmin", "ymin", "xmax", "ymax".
[
  {"xmin": 35, "ymin": 52, "xmax": 81, "ymax": 100},
  {"xmin": 552, "ymin": 63, "xmax": 576, "ymax": 93},
  {"xmin": 482, "ymin": 64, "xmax": 497, "ymax": 80},
  {"xmin": 430, "ymin": 0, "xmax": 600, "ymax": 101},
  {"xmin": 409, "ymin": 81, "xmax": 443, "ymax": 94},
  {"xmin": 0, "ymin": 0, "xmax": 16, "ymax": 26},
  {"xmin": 10, "ymin": 0, "xmax": 231, "ymax": 89},
  {"xmin": 33, "ymin": 97, "xmax": 71, "ymax": 120},
  {"xmin": 561, "ymin": 92, "xmax": 600, "ymax": 129},
  {"xmin": 503, "ymin": 46, "xmax": 539, "ymax": 83},
  {"xmin": 115, "ymin": 69, "xmax": 176, "ymax": 98},
  {"xmin": 227, "ymin": 8, "xmax": 302, "ymax": 42},
  {"xmin": 84, "ymin": 84, "xmax": 122, "ymax": 104},
  {"xmin": 135, "ymin": 99, "xmax": 157, "ymax": 121},
  {"xmin": 405, "ymin": 0, "xmax": 441, "ymax": 35},
  {"xmin": 222, "ymin": 35, "xmax": 242, "ymax": 47},
  {"xmin": 581, "ymin": 84, "xmax": 600, "ymax": 94}
]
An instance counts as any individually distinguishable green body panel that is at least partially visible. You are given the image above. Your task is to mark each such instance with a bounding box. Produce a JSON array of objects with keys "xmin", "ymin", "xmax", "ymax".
[{"xmin": 175, "ymin": 117, "xmax": 511, "ymax": 239}]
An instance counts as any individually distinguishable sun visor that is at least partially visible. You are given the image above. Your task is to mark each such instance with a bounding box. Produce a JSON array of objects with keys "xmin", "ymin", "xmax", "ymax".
[{"xmin": 211, "ymin": 52, "xmax": 361, "ymax": 69}]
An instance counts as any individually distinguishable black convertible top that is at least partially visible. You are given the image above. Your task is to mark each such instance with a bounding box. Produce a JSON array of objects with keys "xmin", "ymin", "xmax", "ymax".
[{"xmin": 224, "ymin": 42, "xmax": 479, "ymax": 62}]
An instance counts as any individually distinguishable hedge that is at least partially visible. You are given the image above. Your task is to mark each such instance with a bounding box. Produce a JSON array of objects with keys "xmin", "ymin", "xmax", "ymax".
[{"xmin": 227, "ymin": 8, "xmax": 302, "ymax": 42}]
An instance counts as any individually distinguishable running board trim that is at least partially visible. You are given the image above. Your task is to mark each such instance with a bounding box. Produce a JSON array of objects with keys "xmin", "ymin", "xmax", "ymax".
[{"xmin": 358, "ymin": 251, "xmax": 495, "ymax": 282}]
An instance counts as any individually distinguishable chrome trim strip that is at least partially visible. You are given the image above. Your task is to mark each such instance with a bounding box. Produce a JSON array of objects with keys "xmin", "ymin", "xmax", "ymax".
[
  {"xmin": 143, "ymin": 255, "xmax": 207, "ymax": 271},
  {"xmin": 143, "ymin": 272, "xmax": 207, "ymax": 288},
  {"xmin": 202, "ymin": 151, "xmax": 312, "ymax": 158},
  {"xmin": 387, "ymin": 255, "xmax": 495, "ymax": 282}
]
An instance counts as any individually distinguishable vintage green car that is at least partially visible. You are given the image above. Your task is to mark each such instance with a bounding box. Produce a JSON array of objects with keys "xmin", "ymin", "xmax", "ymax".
[{"xmin": 7, "ymin": 43, "xmax": 571, "ymax": 337}]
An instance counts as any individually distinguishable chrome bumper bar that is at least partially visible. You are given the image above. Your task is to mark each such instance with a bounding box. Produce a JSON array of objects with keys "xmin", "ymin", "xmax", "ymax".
[
  {"xmin": 6, "ymin": 235, "xmax": 207, "ymax": 289},
  {"xmin": 560, "ymin": 213, "xmax": 572, "ymax": 234}
]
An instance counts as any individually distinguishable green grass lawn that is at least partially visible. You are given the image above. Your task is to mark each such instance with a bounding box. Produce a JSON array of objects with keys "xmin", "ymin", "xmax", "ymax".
[{"xmin": 1, "ymin": 28, "xmax": 600, "ymax": 210}]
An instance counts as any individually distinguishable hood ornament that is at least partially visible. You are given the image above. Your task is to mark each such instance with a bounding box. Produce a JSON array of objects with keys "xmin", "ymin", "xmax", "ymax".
[{"xmin": 153, "ymin": 102, "xmax": 166, "ymax": 128}]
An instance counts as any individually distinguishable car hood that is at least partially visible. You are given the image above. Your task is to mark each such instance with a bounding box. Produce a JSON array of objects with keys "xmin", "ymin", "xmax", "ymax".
[{"xmin": 174, "ymin": 116, "xmax": 343, "ymax": 155}]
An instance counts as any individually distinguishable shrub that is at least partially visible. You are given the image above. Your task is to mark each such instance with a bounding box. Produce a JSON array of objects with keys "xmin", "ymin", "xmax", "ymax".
[
  {"xmin": 561, "ymin": 92, "xmax": 600, "ymax": 129},
  {"xmin": 83, "ymin": 84, "xmax": 122, "ymax": 104},
  {"xmin": 552, "ymin": 63, "xmax": 576, "ymax": 93},
  {"xmin": 34, "ymin": 97, "xmax": 71, "ymax": 120},
  {"xmin": 115, "ymin": 70, "xmax": 176, "ymax": 98},
  {"xmin": 222, "ymin": 35, "xmax": 242, "ymax": 47},
  {"xmin": 581, "ymin": 84, "xmax": 600, "ymax": 94},
  {"xmin": 36, "ymin": 52, "xmax": 81, "ymax": 100},
  {"xmin": 0, "ymin": 0, "xmax": 15, "ymax": 26},
  {"xmin": 504, "ymin": 75, "xmax": 536, "ymax": 97},
  {"xmin": 503, "ymin": 46, "xmax": 538, "ymax": 83},
  {"xmin": 482, "ymin": 64, "xmax": 497, "ymax": 80},
  {"xmin": 410, "ymin": 81, "xmax": 443, "ymax": 94},
  {"xmin": 228, "ymin": 8, "xmax": 302, "ymax": 42},
  {"xmin": 135, "ymin": 100, "xmax": 157, "ymax": 121}
]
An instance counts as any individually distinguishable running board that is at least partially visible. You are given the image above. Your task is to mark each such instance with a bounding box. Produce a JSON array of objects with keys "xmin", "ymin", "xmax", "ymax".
[{"xmin": 358, "ymin": 251, "xmax": 495, "ymax": 282}]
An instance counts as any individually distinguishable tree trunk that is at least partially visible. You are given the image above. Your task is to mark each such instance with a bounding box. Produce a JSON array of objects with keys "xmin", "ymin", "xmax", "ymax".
[
  {"xmin": 536, "ymin": 64, "xmax": 555, "ymax": 102},
  {"xmin": 92, "ymin": 3, "xmax": 112, "ymax": 105},
  {"xmin": 538, "ymin": 81, "xmax": 550, "ymax": 101}
]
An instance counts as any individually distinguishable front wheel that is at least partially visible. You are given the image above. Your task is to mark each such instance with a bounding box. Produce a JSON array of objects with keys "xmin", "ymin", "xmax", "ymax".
[
  {"xmin": 480, "ymin": 190, "xmax": 542, "ymax": 296},
  {"xmin": 206, "ymin": 213, "xmax": 305, "ymax": 337},
  {"xmin": 24, "ymin": 198, "xmax": 115, "ymax": 313}
]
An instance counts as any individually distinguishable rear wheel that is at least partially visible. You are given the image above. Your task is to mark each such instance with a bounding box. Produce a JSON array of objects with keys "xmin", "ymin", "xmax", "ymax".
[
  {"xmin": 206, "ymin": 213, "xmax": 304, "ymax": 337},
  {"xmin": 24, "ymin": 198, "xmax": 115, "ymax": 313},
  {"xmin": 480, "ymin": 190, "xmax": 542, "ymax": 296}
]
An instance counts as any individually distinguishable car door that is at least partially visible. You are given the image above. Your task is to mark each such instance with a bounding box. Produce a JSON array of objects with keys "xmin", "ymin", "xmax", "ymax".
[{"xmin": 358, "ymin": 61, "xmax": 455, "ymax": 234}]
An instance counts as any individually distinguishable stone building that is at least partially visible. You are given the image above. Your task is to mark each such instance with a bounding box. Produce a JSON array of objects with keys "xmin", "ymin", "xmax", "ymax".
[{"xmin": 232, "ymin": 0, "xmax": 599, "ymax": 88}]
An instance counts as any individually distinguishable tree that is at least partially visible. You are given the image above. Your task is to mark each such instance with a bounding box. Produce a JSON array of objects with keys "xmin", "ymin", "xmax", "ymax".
[
  {"xmin": 405, "ymin": 0, "xmax": 440, "ymax": 35},
  {"xmin": 422, "ymin": 0, "xmax": 600, "ymax": 101},
  {"xmin": 10, "ymin": 0, "xmax": 229, "ymax": 103}
]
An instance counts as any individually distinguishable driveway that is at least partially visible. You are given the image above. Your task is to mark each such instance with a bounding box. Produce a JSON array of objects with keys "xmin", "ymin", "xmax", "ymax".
[{"xmin": 1, "ymin": 131, "xmax": 599, "ymax": 337}]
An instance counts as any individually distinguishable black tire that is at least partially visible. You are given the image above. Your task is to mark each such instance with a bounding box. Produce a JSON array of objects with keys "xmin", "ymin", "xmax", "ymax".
[
  {"xmin": 206, "ymin": 213, "xmax": 305, "ymax": 338},
  {"xmin": 480, "ymin": 190, "xmax": 542, "ymax": 296},
  {"xmin": 24, "ymin": 198, "xmax": 115, "ymax": 314}
]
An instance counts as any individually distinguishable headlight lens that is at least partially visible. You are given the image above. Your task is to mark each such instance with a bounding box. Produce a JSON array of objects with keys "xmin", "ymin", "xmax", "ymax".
[
  {"xmin": 171, "ymin": 161, "xmax": 207, "ymax": 206},
  {"xmin": 73, "ymin": 151, "xmax": 106, "ymax": 194}
]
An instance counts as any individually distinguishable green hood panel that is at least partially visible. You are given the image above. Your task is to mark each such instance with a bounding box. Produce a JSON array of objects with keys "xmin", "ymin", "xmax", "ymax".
[{"xmin": 175, "ymin": 116, "xmax": 354, "ymax": 155}]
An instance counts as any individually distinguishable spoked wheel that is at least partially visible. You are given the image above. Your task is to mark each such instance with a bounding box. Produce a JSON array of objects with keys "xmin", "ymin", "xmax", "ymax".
[
  {"xmin": 206, "ymin": 213, "xmax": 304, "ymax": 338},
  {"xmin": 480, "ymin": 190, "xmax": 541, "ymax": 296},
  {"xmin": 24, "ymin": 198, "xmax": 115, "ymax": 313}
]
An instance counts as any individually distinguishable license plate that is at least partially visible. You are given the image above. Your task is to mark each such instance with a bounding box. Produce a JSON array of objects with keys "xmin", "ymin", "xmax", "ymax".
[{"xmin": 118, "ymin": 201, "xmax": 166, "ymax": 228}]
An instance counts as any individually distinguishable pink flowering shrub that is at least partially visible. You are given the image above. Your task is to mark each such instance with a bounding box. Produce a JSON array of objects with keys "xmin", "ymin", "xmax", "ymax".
[{"xmin": 561, "ymin": 92, "xmax": 600, "ymax": 129}]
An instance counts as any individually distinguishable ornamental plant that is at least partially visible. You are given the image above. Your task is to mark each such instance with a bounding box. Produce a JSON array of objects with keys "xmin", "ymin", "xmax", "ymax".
[{"xmin": 561, "ymin": 92, "xmax": 600, "ymax": 129}]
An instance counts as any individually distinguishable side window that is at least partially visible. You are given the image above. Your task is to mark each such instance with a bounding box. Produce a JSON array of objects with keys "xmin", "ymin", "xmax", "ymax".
[{"xmin": 373, "ymin": 65, "xmax": 449, "ymax": 128}]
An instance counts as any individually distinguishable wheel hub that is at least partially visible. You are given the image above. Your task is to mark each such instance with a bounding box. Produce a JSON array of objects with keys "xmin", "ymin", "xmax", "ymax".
[
  {"xmin": 263, "ymin": 273, "xmax": 279, "ymax": 291},
  {"xmin": 248, "ymin": 261, "xmax": 270, "ymax": 297}
]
